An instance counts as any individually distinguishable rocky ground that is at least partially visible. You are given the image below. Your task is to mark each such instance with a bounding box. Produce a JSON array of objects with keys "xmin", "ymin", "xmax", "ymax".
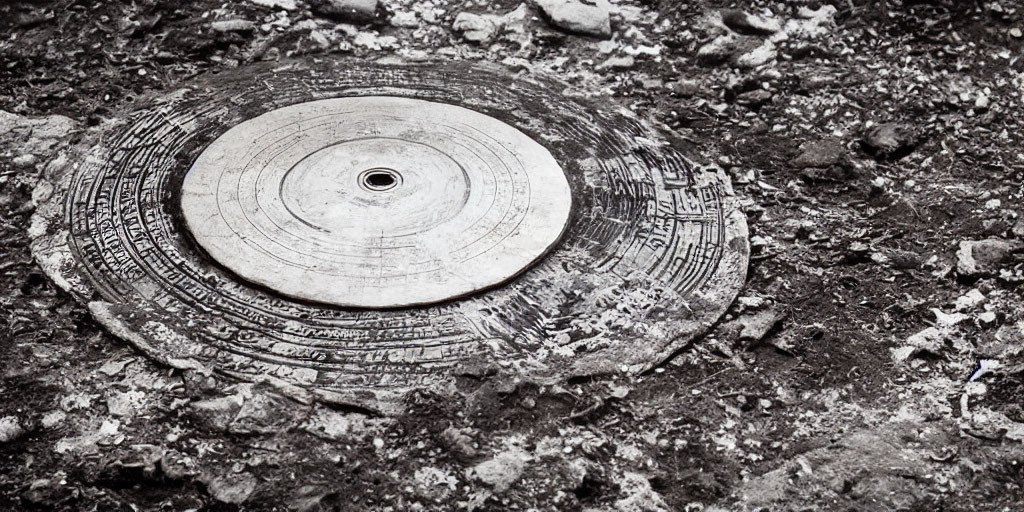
[{"xmin": 2, "ymin": 0, "xmax": 1024, "ymax": 510}]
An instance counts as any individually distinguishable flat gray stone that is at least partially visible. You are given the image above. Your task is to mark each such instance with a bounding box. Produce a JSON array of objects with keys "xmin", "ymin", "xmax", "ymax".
[
  {"xmin": 535, "ymin": 0, "xmax": 612, "ymax": 39},
  {"xmin": 181, "ymin": 97, "xmax": 572, "ymax": 309}
]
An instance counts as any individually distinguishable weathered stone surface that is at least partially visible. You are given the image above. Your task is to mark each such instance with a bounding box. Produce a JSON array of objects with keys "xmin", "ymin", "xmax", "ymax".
[
  {"xmin": 453, "ymin": 12, "xmax": 500, "ymax": 43},
  {"xmin": 471, "ymin": 448, "xmax": 530, "ymax": 493},
  {"xmin": 957, "ymin": 239, "xmax": 1022, "ymax": 276},
  {"xmin": 203, "ymin": 472, "xmax": 258, "ymax": 504},
  {"xmin": 535, "ymin": 0, "xmax": 612, "ymax": 38},
  {"xmin": 793, "ymin": 139, "xmax": 846, "ymax": 168},
  {"xmin": 30, "ymin": 60, "xmax": 748, "ymax": 412}
]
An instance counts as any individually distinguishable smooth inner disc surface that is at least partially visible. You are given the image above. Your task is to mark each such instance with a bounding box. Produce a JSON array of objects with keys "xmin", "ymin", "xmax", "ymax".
[{"xmin": 180, "ymin": 96, "xmax": 572, "ymax": 308}]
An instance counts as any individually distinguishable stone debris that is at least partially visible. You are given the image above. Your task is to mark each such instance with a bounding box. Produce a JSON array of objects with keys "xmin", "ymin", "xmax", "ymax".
[
  {"xmin": 534, "ymin": 0, "xmax": 612, "ymax": 39},
  {"xmin": 312, "ymin": 0, "xmax": 379, "ymax": 23},
  {"xmin": 0, "ymin": 110, "xmax": 75, "ymax": 155},
  {"xmin": 451, "ymin": 5, "xmax": 531, "ymax": 46},
  {"xmin": 389, "ymin": 10, "xmax": 418, "ymax": 28},
  {"xmin": 614, "ymin": 472, "xmax": 670, "ymax": 512},
  {"xmin": 956, "ymin": 239, "xmax": 1022, "ymax": 276},
  {"xmin": 470, "ymin": 448, "xmax": 530, "ymax": 493},
  {"xmin": 738, "ymin": 308, "xmax": 785, "ymax": 342},
  {"xmin": 720, "ymin": 9, "xmax": 781, "ymax": 36},
  {"xmin": 0, "ymin": 416, "xmax": 25, "ymax": 443},
  {"xmin": 203, "ymin": 472, "xmax": 258, "ymax": 504},
  {"xmin": 453, "ymin": 12, "xmax": 501, "ymax": 43},
  {"xmin": 862, "ymin": 123, "xmax": 920, "ymax": 158},
  {"xmin": 954, "ymin": 289, "xmax": 986, "ymax": 311},
  {"xmin": 248, "ymin": 0, "xmax": 298, "ymax": 10},
  {"xmin": 697, "ymin": 6, "xmax": 835, "ymax": 69},
  {"xmin": 209, "ymin": 19, "xmax": 256, "ymax": 33}
]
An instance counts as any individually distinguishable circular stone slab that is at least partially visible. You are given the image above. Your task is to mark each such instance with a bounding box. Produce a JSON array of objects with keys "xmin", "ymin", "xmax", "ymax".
[
  {"xmin": 30, "ymin": 60, "xmax": 749, "ymax": 410},
  {"xmin": 180, "ymin": 96, "xmax": 572, "ymax": 308}
]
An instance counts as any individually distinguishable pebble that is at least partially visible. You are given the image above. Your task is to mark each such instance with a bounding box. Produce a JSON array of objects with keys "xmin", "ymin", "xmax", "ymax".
[
  {"xmin": 1011, "ymin": 27, "xmax": 1022, "ymax": 38},
  {"xmin": 954, "ymin": 289, "xmax": 986, "ymax": 311},
  {"xmin": 471, "ymin": 449, "xmax": 529, "ymax": 493},
  {"xmin": 210, "ymin": 19, "xmax": 256, "ymax": 33},
  {"xmin": 12, "ymin": 154, "xmax": 38, "ymax": 168},
  {"xmin": 720, "ymin": 9, "xmax": 781, "ymax": 36},
  {"xmin": 453, "ymin": 12, "xmax": 500, "ymax": 43},
  {"xmin": 0, "ymin": 416, "xmax": 25, "ymax": 443},
  {"xmin": 390, "ymin": 11, "xmax": 418, "ymax": 28},
  {"xmin": 736, "ymin": 89, "xmax": 773, "ymax": 108},
  {"xmin": 596, "ymin": 55, "xmax": 635, "ymax": 71},
  {"xmin": 204, "ymin": 472, "xmax": 258, "ymax": 504},
  {"xmin": 956, "ymin": 239, "xmax": 1022, "ymax": 276},
  {"xmin": 312, "ymin": 0, "xmax": 378, "ymax": 23},
  {"xmin": 535, "ymin": 0, "xmax": 612, "ymax": 39},
  {"xmin": 793, "ymin": 139, "xmax": 845, "ymax": 168},
  {"xmin": 249, "ymin": 0, "xmax": 298, "ymax": 10},
  {"xmin": 978, "ymin": 311, "xmax": 998, "ymax": 326},
  {"xmin": 863, "ymin": 123, "xmax": 918, "ymax": 158}
]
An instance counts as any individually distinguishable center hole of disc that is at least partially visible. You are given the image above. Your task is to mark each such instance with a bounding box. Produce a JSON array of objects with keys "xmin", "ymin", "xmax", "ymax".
[
  {"xmin": 360, "ymin": 168, "xmax": 400, "ymax": 191},
  {"xmin": 367, "ymin": 172, "xmax": 395, "ymax": 188}
]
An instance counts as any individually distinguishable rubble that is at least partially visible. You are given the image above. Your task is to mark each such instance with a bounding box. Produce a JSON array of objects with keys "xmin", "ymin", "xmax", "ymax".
[{"xmin": 534, "ymin": 0, "xmax": 612, "ymax": 39}]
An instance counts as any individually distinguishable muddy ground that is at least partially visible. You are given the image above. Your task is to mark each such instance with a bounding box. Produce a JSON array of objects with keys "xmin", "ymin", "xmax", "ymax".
[{"xmin": 2, "ymin": 0, "xmax": 1024, "ymax": 510}]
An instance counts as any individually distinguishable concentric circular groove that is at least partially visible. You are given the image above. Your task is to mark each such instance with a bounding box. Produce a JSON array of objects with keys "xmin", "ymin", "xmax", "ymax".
[
  {"xmin": 180, "ymin": 96, "xmax": 572, "ymax": 308},
  {"xmin": 30, "ymin": 60, "xmax": 749, "ymax": 408}
]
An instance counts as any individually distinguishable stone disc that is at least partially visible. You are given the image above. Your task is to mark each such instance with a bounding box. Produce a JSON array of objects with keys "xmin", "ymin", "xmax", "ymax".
[
  {"xmin": 180, "ymin": 96, "xmax": 572, "ymax": 308},
  {"xmin": 30, "ymin": 59, "xmax": 749, "ymax": 410}
]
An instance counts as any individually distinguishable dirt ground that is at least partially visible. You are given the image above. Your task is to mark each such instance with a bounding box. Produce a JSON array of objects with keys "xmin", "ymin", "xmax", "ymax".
[{"xmin": 2, "ymin": 0, "xmax": 1024, "ymax": 511}]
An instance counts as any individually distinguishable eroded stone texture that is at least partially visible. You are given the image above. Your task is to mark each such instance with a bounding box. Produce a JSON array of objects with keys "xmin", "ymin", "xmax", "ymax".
[{"xmin": 30, "ymin": 59, "xmax": 748, "ymax": 410}]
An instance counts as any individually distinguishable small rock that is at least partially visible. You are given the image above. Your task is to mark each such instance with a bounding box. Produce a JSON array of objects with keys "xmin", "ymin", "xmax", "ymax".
[
  {"xmin": 471, "ymin": 449, "xmax": 530, "ymax": 493},
  {"xmin": 597, "ymin": 55, "xmax": 635, "ymax": 71},
  {"xmin": 954, "ymin": 289, "xmax": 986, "ymax": 311},
  {"xmin": 697, "ymin": 34, "xmax": 740, "ymax": 65},
  {"xmin": 1011, "ymin": 218, "xmax": 1024, "ymax": 239},
  {"xmin": 720, "ymin": 9, "xmax": 781, "ymax": 36},
  {"xmin": 793, "ymin": 139, "xmax": 846, "ymax": 168},
  {"xmin": 738, "ymin": 309, "xmax": 785, "ymax": 342},
  {"xmin": 210, "ymin": 19, "xmax": 256, "ymax": 33},
  {"xmin": 390, "ymin": 11, "xmax": 418, "ymax": 28},
  {"xmin": 453, "ymin": 12, "xmax": 500, "ymax": 43},
  {"xmin": 893, "ymin": 327, "xmax": 946, "ymax": 362},
  {"xmin": 956, "ymin": 239, "xmax": 1022, "ymax": 276},
  {"xmin": 441, "ymin": 426, "xmax": 478, "ymax": 460},
  {"xmin": 12, "ymin": 154, "xmax": 38, "ymax": 168},
  {"xmin": 1011, "ymin": 27, "xmax": 1023, "ymax": 38},
  {"xmin": 249, "ymin": 0, "xmax": 298, "ymax": 10},
  {"xmin": 668, "ymin": 79, "xmax": 701, "ymax": 98},
  {"xmin": 0, "ymin": 416, "xmax": 25, "ymax": 443},
  {"xmin": 978, "ymin": 311, "xmax": 998, "ymax": 326},
  {"xmin": 204, "ymin": 472, "xmax": 258, "ymax": 504},
  {"xmin": 862, "ymin": 123, "xmax": 919, "ymax": 159},
  {"xmin": 736, "ymin": 40, "xmax": 777, "ymax": 68},
  {"xmin": 22, "ymin": 479, "xmax": 77, "ymax": 507},
  {"xmin": 98, "ymin": 358, "xmax": 132, "ymax": 376},
  {"xmin": 312, "ymin": 0, "xmax": 379, "ymax": 23},
  {"xmin": 535, "ymin": 0, "xmax": 612, "ymax": 39},
  {"xmin": 106, "ymin": 391, "xmax": 146, "ymax": 417},
  {"xmin": 736, "ymin": 89, "xmax": 772, "ymax": 108},
  {"xmin": 189, "ymin": 393, "xmax": 245, "ymax": 432}
]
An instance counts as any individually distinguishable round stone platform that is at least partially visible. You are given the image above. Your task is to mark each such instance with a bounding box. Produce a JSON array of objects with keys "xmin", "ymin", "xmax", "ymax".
[{"xmin": 30, "ymin": 59, "xmax": 748, "ymax": 409}]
